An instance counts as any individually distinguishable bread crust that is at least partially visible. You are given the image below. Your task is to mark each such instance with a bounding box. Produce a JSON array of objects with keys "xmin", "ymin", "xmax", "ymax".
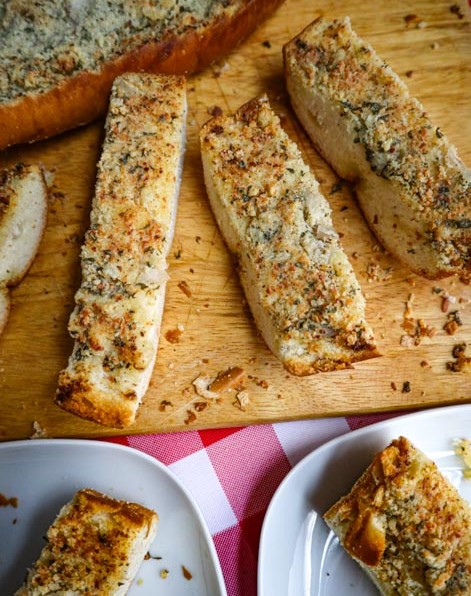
[
  {"xmin": 0, "ymin": 0, "xmax": 283, "ymax": 150},
  {"xmin": 324, "ymin": 437, "xmax": 471, "ymax": 595}
]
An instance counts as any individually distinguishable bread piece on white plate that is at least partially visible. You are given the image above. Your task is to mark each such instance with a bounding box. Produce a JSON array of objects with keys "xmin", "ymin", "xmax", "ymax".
[
  {"xmin": 200, "ymin": 96, "xmax": 378, "ymax": 375},
  {"xmin": 324, "ymin": 436, "xmax": 471, "ymax": 595},
  {"xmin": 15, "ymin": 488, "xmax": 158, "ymax": 596},
  {"xmin": 284, "ymin": 17, "xmax": 471, "ymax": 282},
  {"xmin": 56, "ymin": 73, "xmax": 187, "ymax": 428},
  {"xmin": 0, "ymin": 163, "xmax": 48, "ymax": 335}
]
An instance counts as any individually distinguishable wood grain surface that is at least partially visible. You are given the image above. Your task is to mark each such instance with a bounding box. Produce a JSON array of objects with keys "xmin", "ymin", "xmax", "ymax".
[{"xmin": 0, "ymin": 0, "xmax": 470, "ymax": 440}]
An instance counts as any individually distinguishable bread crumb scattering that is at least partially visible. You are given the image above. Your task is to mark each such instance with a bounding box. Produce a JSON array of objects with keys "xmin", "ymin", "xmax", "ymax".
[
  {"xmin": 207, "ymin": 105, "xmax": 223, "ymax": 117},
  {"xmin": 248, "ymin": 374, "xmax": 269, "ymax": 389},
  {"xmin": 443, "ymin": 311, "xmax": 463, "ymax": 335},
  {"xmin": 182, "ymin": 565, "xmax": 193, "ymax": 580},
  {"xmin": 30, "ymin": 420, "xmax": 47, "ymax": 439},
  {"xmin": 450, "ymin": 3, "xmax": 465, "ymax": 19},
  {"xmin": 0, "ymin": 493, "xmax": 18, "ymax": 508},
  {"xmin": 209, "ymin": 366, "xmax": 245, "ymax": 392},
  {"xmin": 365, "ymin": 261, "xmax": 393, "ymax": 283},
  {"xmin": 233, "ymin": 390, "xmax": 250, "ymax": 411},
  {"xmin": 165, "ymin": 327, "xmax": 183, "ymax": 344},
  {"xmin": 184, "ymin": 410, "xmax": 197, "ymax": 425},
  {"xmin": 400, "ymin": 293, "xmax": 436, "ymax": 347},
  {"xmin": 177, "ymin": 280, "xmax": 192, "ymax": 298},
  {"xmin": 192, "ymin": 375, "xmax": 219, "ymax": 399},
  {"xmin": 159, "ymin": 400, "xmax": 173, "ymax": 412},
  {"xmin": 160, "ymin": 569, "xmax": 169, "ymax": 579},
  {"xmin": 447, "ymin": 343, "xmax": 471, "ymax": 373}
]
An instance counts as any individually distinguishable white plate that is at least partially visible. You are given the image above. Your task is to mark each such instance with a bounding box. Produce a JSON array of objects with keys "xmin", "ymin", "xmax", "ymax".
[
  {"xmin": 258, "ymin": 404, "xmax": 471, "ymax": 596},
  {"xmin": 0, "ymin": 439, "xmax": 227, "ymax": 595}
]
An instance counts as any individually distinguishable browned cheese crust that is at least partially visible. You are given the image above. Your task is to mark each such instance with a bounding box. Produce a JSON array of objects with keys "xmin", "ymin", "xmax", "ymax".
[
  {"xmin": 0, "ymin": 0, "xmax": 284, "ymax": 150},
  {"xmin": 324, "ymin": 436, "xmax": 471, "ymax": 595},
  {"xmin": 200, "ymin": 96, "xmax": 378, "ymax": 375},
  {"xmin": 284, "ymin": 17, "xmax": 471, "ymax": 282},
  {"xmin": 16, "ymin": 488, "xmax": 158, "ymax": 595}
]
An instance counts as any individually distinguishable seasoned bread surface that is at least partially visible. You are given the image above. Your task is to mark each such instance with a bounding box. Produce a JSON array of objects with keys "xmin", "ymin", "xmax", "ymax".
[
  {"xmin": 0, "ymin": 163, "xmax": 48, "ymax": 335},
  {"xmin": 0, "ymin": 0, "xmax": 283, "ymax": 150},
  {"xmin": 200, "ymin": 96, "xmax": 378, "ymax": 375},
  {"xmin": 324, "ymin": 436, "xmax": 471, "ymax": 595},
  {"xmin": 15, "ymin": 488, "xmax": 158, "ymax": 596},
  {"xmin": 56, "ymin": 73, "xmax": 186, "ymax": 428},
  {"xmin": 284, "ymin": 17, "xmax": 471, "ymax": 282}
]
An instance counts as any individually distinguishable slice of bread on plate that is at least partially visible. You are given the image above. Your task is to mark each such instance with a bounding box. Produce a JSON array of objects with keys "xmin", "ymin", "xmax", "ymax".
[
  {"xmin": 200, "ymin": 95, "xmax": 378, "ymax": 375},
  {"xmin": 0, "ymin": 0, "xmax": 283, "ymax": 150},
  {"xmin": 324, "ymin": 436, "xmax": 471, "ymax": 595},
  {"xmin": 56, "ymin": 73, "xmax": 186, "ymax": 428},
  {"xmin": 0, "ymin": 163, "xmax": 48, "ymax": 336},
  {"xmin": 15, "ymin": 488, "xmax": 158, "ymax": 596},
  {"xmin": 284, "ymin": 17, "xmax": 471, "ymax": 282}
]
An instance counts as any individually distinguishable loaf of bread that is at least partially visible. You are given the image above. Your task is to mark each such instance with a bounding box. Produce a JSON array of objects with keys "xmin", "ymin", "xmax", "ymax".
[
  {"xmin": 284, "ymin": 17, "xmax": 471, "ymax": 282},
  {"xmin": 0, "ymin": 163, "xmax": 48, "ymax": 336},
  {"xmin": 56, "ymin": 73, "xmax": 186, "ymax": 427},
  {"xmin": 0, "ymin": 0, "xmax": 283, "ymax": 150},
  {"xmin": 200, "ymin": 96, "xmax": 378, "ymax": 375},
  {"xmin": 324, "ymin": 436, "xmax": 471, "ymax": 595},
  {"xmin": 15, "ymin": 488, "xmax": 158, "ymax": 596}
]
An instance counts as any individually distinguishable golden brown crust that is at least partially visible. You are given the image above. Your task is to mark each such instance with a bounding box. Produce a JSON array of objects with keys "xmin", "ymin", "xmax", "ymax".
[
  {"xmin": 16, "ymin": 488, "xmax": 158, "ymax": 595},
  {"xmin": 77, "ymin": 488, "xmax": 157, "ymax": 528},
  {"xmin": 324, "ymin": 436, "xmax": 471, "ymax": 595},
  {"xmin": 0, "ymin": 0, "xmax": 283, "ymax": 150},
  {"xmin": 55, "ymin": 375, "xmax": 136, "ymax": 428}
]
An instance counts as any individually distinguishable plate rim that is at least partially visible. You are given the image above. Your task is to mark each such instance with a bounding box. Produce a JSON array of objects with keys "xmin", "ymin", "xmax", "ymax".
[
  {"xmin": 0, "ymin": 438, "xmax": 227, "ymax": 596},
  {"xmin": 257, "ymin": 402, "xmax": 471, "ymax": 594}
]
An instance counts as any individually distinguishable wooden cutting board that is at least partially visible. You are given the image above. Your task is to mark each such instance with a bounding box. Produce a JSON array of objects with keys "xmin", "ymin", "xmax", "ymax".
[{"xmin": 0, "ymin": 0, "xmax": 470, "ymax": 440}]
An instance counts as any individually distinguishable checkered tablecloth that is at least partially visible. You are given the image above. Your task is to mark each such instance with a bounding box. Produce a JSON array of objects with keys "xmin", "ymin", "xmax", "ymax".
[{"xmin": 104, "ymin": 411, "xmax": 403, "ymax": 595}]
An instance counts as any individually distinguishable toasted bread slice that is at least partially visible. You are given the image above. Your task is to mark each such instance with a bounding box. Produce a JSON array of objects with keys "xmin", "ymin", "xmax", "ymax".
[
  {"xmin": 0, "ymin": 0, "xmax": 283, "ymax": 150},
  {"xmin": 200, "ymin": 96, "xmax": 378, "ymax": 375},
  {"xmin": 0, "ymin": 163, "xmax": 48, "ymax": 335},
  {"xmin": 324, "ymin": 436, "xmax": 471, "ymax": 595},
  {"xmin": 16, "ymin": 488, "xmax": 158, "ymax": 596},
  {"xmin": 56, "ymin": 73, "xmax": 186, "ymax": 427},
  {"xmin": 284, "ymin": 17, "xmax": 471, "ymax": 282}
]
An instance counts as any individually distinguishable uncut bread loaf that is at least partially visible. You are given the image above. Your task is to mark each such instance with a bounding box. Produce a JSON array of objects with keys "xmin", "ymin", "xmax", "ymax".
[
  {"xmin": 0, "ymin": 163, "xmax": 48, "ymax": 336},
  {"xmin": 200, "ymin": 96, "xmax": 378, "ymax": 375},
  {"xmin": 0, "ymin": 0, "xmax": 283, "ymax": 150},
  {"xmin": 324, "ymin": 436, "xmax": 471, "ymax": 595},
  {"xmin": 284, "ymin": 17, "xmax": 471, "ymax": 282},
  {"xmin": 56, "ymin": 73, "xmax": 186, "ymax": 428},
  {"xmin": 15, "ymin": 488, "xmax": 158, "ymax": 596}
]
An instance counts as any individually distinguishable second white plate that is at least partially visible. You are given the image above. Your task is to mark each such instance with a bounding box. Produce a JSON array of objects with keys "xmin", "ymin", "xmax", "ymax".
[
  {"xmin": 258, "ymin": 404, "xmax": 471, "ymax": 596},
  {"xmin": 0, "ymin": 439, "xmax": 227, "ymax": 596}
]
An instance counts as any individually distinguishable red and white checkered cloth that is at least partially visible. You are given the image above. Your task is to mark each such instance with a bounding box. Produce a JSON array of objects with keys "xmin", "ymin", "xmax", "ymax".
[{"xmin": 104, "ymin": 411, "xmax": 404, "ymax": 595}]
